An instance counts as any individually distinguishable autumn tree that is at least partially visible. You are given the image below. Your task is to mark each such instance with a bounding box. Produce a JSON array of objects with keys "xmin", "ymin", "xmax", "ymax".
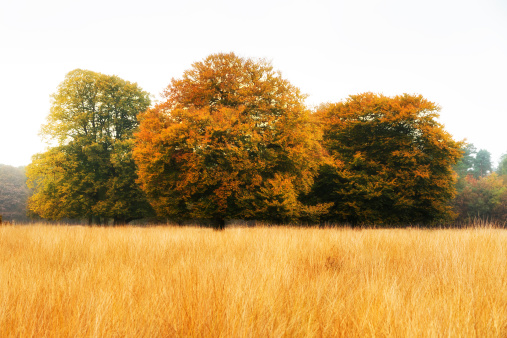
[
  {"xmin": 311, "ymin": 93, "xmax": 463, "ymax": 225},
  {"xmin": 26, "ymin": 69, "xmax": 153, "ymax": 224},
  {"xmin": 134, "ymin": 53, "xmax": 328, "ymax": 228}
]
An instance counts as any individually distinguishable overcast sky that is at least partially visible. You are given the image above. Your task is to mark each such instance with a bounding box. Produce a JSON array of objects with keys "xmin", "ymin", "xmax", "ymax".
[{"xmin": 1, "ymin": 0, "xmax": 506, "ymax": 167}]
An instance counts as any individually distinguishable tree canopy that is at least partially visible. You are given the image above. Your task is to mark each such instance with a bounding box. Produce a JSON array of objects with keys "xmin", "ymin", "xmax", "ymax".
[
  {"xmin": 26, "ymin": 69, "xmax": 153, "ymax": 224},
  {"xmin": 134, "ymin": 53, "xmax": 328, "ymax": 228},
  {"xmin": 311, "ymin": 93, "xmax": 463, "ymax": 225},
  {"xmin": 16, "ymin": 54, "xmax": 502, "ymax": 226}
]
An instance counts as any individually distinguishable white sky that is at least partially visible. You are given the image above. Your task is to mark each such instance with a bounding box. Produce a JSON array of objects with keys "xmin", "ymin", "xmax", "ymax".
[{"xmin": 1, "ymin": 0, "xmax": 506, "ymax": 167}]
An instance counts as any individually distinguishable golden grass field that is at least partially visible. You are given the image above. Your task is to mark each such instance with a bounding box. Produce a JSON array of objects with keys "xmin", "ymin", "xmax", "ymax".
[{"xmin": 0, "ymin": 224, "xmax": 505, "ymax": 337}]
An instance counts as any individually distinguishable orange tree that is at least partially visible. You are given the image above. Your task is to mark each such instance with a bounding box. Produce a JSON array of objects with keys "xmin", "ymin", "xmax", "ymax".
[
  {"xmin": 134, "ymin": 53, "xmax": 328, "ymax": 228},
  {"xmin": 311, "ymin": 93, "xmax": 463, "ymax": 225}
]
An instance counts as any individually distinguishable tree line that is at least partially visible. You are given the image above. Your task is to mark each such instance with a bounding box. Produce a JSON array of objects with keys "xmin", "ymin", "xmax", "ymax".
[
  {"xmin": 0, "ymin": 165, "xmax": 29, "ymax": 223},
  {"xmin": 2, "ymin": 53, "xmax": 506, "ymax": 227},
  {"xmin": 453, "ymin": 146, "xmax": 507, "ymax": 224}
]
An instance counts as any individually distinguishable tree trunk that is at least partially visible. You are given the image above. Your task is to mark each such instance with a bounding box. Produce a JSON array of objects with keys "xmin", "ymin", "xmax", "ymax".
[
  {"xmin": 213, "ymin": 218, "xmax": 226, "ymax": 230},
  {"xmin": 113, "ymin": 217, "xmax": 134, "ymax": 226}
]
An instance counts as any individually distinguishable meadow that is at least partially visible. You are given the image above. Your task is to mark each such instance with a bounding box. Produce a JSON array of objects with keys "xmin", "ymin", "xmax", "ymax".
[{"xmin": 0, "ymin": 224, "xmax": 505, "ymax": 337}]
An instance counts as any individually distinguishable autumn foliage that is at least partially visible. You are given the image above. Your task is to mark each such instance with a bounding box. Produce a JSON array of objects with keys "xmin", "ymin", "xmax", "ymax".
[
  {"xmin": 311, "ymin": 93, "xmax": 463, "ymax": 225},
  {"xmin": 21, "ymin": 54, "xmax": 474, "ymax": 226},
  {"xmin": 134, "ymin": 53, "xmax": 328, "ymax": 227},
  {"xmin": 26, "ymin": 69, "xmax": 153, "ymax": 224},
  {"xmin": 453, "ymin": 173, "xmax": 507, "ymax": 224}
]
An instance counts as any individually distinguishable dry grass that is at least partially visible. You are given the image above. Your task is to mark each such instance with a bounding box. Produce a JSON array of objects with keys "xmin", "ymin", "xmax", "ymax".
[{"xmin": 0, "ymin": 224, "xmax": 505, "ymax": 337}]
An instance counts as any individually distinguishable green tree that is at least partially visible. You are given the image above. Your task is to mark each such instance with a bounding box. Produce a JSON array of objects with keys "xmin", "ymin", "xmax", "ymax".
[
  {"xmin": 453, "ymin": 143, "xmax": 477, "ymax": 191},
  {"xmin": 26, "ymin": 69, "xmax": 153, "ymax": 224},
  {"xmin": 134, "ymin": 53, "xmax": 329, "ymax": 228},
  {"xmin": 0, "ymin": 164, "xmax": 29, "ymax": 222},
  {"xmin": 496, "ymin": 154, "xmax": 507, "ymax": 177},
  {"xmin": 312, "ymin": 93, "xmax": 463, "ymax": 225},
  {"xmin": 454, "ymin": 143, "xmax": 476, "ymax": 176},
  {"xmin": 472, "ymin": 149, "xmax": 492, "ymax": 178}
]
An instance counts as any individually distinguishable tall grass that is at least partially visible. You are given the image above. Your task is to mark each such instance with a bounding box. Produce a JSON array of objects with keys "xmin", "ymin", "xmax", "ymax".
[{"xmin": 0, "ymin": 224, "xmax": 505, "ymax": 337}]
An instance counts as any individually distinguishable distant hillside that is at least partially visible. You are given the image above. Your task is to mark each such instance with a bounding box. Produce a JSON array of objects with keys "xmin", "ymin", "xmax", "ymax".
[{"xmin": 0, "ymin": 164, "xmax": 29, "ymax": 222}]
